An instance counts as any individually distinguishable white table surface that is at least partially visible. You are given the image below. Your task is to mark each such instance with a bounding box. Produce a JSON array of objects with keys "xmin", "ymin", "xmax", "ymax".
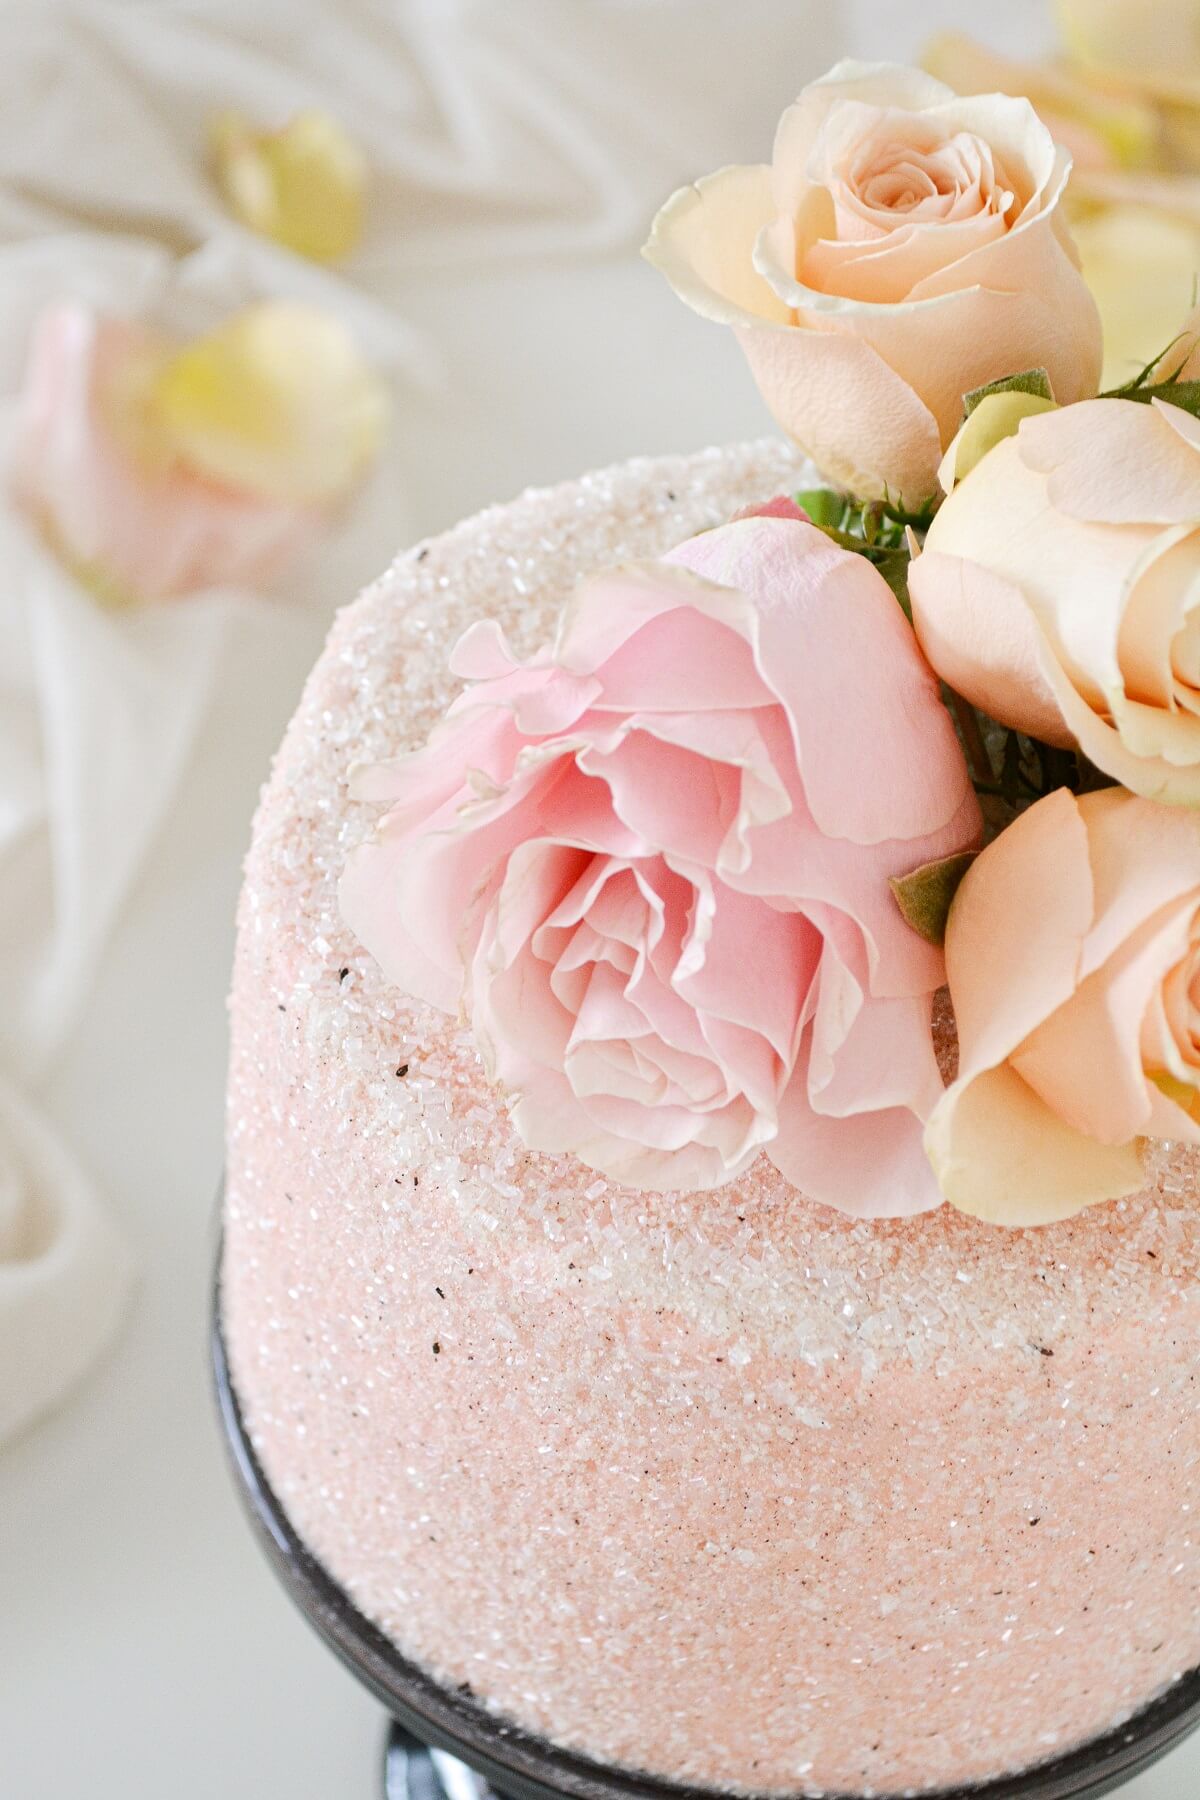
[{"xmin": 3, "ymin": 8, "xmax": 1199, "ymax": 1799}]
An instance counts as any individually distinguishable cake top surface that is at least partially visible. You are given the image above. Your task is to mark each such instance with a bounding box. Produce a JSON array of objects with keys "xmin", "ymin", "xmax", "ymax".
[{"xmin": 235, "ymin": 438, "xmax": 1200, "ymax": 1373}]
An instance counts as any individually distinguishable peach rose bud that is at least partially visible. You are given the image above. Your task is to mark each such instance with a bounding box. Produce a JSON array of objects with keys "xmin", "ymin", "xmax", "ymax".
[
  {"xmin": 928, "ymin": 787, "xmax": 1200, "ymax": 1224},
  {"xmin": 211, "ymin": 109, "xmax": 366, "ymax": 263},
  {"xmin": 11, "ymin": 299, "xmax": 388, "ymax": 605},
  {"xmin": 341, "ymin": 517, "xmax": 981, "ymax": 1214},
  {"xmin": 909, "ymin": 396, "xmax": 1200, "ymax": 805},
  {"xmin": 643, "ymin": 59, "xmax": 1102, "ymax": 505}
]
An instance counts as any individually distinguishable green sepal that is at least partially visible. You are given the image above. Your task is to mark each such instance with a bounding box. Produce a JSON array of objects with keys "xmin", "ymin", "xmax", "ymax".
[
  {"xmin": 1101, "ymin": 331, "xmax": 1187, "ymax": 396},
  {"xmin": 963, "ymin": 367, "xmax": 1054, "ymax": 415},
  {"xmin": 871, "ymin": 547, "xmax": 913, "ymax": 619},
  {"xmin": 889, "ymin": 851, "xmax": 976, "ymax": 947},
  {"xmin": 1116, "ymin": 379, "xmax": 1200, "ymax": 416},
  {"xmin": 794, "ymin": 487, "xmax": 847, "ymax": 528}
]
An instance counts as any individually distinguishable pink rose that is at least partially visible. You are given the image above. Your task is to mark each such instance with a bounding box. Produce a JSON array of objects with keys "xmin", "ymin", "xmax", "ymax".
[
  {"xmin": 340, "ymin": 518, "xmax": 981, "ymax": 1212},
  {"xmin": 927, "ymin": 787, "xmax": 1200, "ymax": 1225},
  {"xmin": 644, "ymin": 60, "xmax": 1102, "ymax": 504}
]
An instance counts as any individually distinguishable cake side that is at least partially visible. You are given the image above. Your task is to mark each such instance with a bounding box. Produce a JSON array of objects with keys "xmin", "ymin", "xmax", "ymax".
[{"xmin": 223, "ymin": 441, "xmax": 1200, "ymax": 1795}]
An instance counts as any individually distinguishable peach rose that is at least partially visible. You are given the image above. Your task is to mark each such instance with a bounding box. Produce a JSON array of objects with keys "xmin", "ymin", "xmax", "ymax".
[
  {"xmin": 928, "ymin": 787, "xmax": 1200, "ymax": 1224},
  {"xmin": 644, "ymin": 60, "xmax": 1102, "ymax": 504},
  {"xmin": 909, "ymin": 397, "xmax": 1200, "ymax": 806},
  {"xmin": 340, "ymin": 517, "xmax": 981, "ymax": 1211}
]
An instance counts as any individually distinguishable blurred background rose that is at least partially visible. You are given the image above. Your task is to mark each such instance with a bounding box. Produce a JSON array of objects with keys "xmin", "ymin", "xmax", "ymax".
[
  {"xmin": 12, "ymin": 298, "xmax": 387, "ymax": 604},
  {"xmin": 925, "ymin": 2, "xmax": 1200, "ymax": 386}
]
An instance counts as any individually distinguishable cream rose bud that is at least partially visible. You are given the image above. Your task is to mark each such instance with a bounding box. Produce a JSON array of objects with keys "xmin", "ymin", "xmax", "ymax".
[
  {"xmin": 909, "ymin": 397, "xmax": 1200, "ymax": 806},
  {"xmin": 644, "ymin": 60, "xmax": 1102, "ymax": 505},
  {"xmin": 927, "ymin": 788, "xmax": 1200, "ymax": 1225}
]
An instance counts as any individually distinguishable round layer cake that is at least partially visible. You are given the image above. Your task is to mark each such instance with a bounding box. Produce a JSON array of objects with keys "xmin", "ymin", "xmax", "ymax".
[{"xmin": 223, "ymin": 440, "xmax": 1200, "ymax": 1796}]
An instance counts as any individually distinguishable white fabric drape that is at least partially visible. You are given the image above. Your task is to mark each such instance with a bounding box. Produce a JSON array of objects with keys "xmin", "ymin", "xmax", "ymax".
[{"xmin": 0, "ymin": 0, "xmax": 1053, "ymax": 1443}]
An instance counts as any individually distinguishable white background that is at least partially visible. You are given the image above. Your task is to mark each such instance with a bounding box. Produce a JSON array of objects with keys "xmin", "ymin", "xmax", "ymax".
[{"xmin": 4, "ymin": 3, "xmax": 1198, "ymax": 1796}]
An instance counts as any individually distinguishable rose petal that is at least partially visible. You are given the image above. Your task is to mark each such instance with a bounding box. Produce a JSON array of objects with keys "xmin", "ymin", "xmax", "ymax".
[
  {"xmin": 925, "ymin": 1062, "xmax": 1146, "ymax": 1226},
  {"xmin": 1044, "ymin": 647, "xmax": 1200, "ymax": 805},
  {"xmin": 770, "ymin": 59, "xmax": 954, "ymax": 216},
  {"xmin": 1012, "ymin": 897, "xmax": 1196, "ymax": 1145},
  {"xmin": 1019, "ymin": 398, "xmax": 1200, "ymax": 526},
  {"xmin": 908, "ymin": 549, "xmax": 1076, "ymax": 744},
  {"xmin": 642, "ymin": 163, "xmax": 793, "ymax": 328},
  {"xmin": 802, "ymin": 210, "xmax": 1009, "ymax": 306},
  {"xmin": 946, "ymin": 789, "xmax": 1094, "ymax": 1079},
  {"xmin": 591, "ymin": 608, "xmax": 769, "ymax": 712},
  {"xmin": 920, "ymin": 431, "xmax": 1137, "ymax": 709},
  {"xmin": 1116, "ymin": 528, "xmax": 1200, "ymax": 710},
  {"xmin": 1077, "ymin": 786, "xmax": 1200, "ymax": 974},
  {"xmin": 667, "ymin": 517, "xmax": 976, "ymax": 845},
  {"xmin": 771, "ymin": 1044, "xmax": 943, "ymax": 1216},
  {"xmin": 812, "ymin": 982, "xmax": 945, "ymax": 1121},
  {"xmin": 672, "ymin": 879, "xmax": 816, "ymax": 1065},
  {"xmin": 734, "ymin": 320, "xmax": 943, "ymax": 503}
]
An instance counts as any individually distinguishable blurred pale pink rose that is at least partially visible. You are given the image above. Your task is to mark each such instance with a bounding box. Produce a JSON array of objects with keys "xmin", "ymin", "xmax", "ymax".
[
  {"xmin": 928, "ymin": 787, "xmax": 1200, "ymax": 1224},
  {"xmin": 11, "ymin": 300, "xmax": 387, "ymax": 604},
  {"xmin": 644, "ymin": 60, "xmax": 1102, "ymax": 504},
  {"xmin": 340, "ymin": 516, "xmax": 981, "ymax": 1212},
  {"xmin": 909, "ymin": 397, "xmax": 1200, "ymax": 806}
]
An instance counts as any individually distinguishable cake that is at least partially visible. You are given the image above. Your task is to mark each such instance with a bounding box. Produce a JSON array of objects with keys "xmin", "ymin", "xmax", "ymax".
[{"xmin": 222, "ymin": 438, "xmax": 1200, "ymax": 1798}]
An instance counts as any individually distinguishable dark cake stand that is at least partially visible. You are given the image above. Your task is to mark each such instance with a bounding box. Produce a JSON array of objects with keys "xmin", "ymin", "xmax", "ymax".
[{"xmin": 211, "ymin": 1271, "xmax": 1200, "ymax": 1800}]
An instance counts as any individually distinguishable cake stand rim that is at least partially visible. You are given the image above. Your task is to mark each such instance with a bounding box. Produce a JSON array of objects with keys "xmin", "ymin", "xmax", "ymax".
[{"xmin": 211, "ymin": 1253, "xmax": 1200, "ymax": 1800}]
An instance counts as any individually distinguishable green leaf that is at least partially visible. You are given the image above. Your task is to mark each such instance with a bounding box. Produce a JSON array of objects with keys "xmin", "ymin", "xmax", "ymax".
[
  {"xmin": 963, "ymin": 367, "xmax": 1054, "ymax": 415},
  {"xmin": 889, "ymin": 851, "xmax": 976, "ymax": 947},
  {"xmin": 794, "ymin": 487, "xmax": 846, "ymax": 528}
]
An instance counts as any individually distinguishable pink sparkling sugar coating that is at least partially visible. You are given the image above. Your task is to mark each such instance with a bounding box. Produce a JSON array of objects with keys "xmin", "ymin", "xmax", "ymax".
[{"xmin": 223, "ymin": 440, "xmax": 1200, "ymax": 1797}]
